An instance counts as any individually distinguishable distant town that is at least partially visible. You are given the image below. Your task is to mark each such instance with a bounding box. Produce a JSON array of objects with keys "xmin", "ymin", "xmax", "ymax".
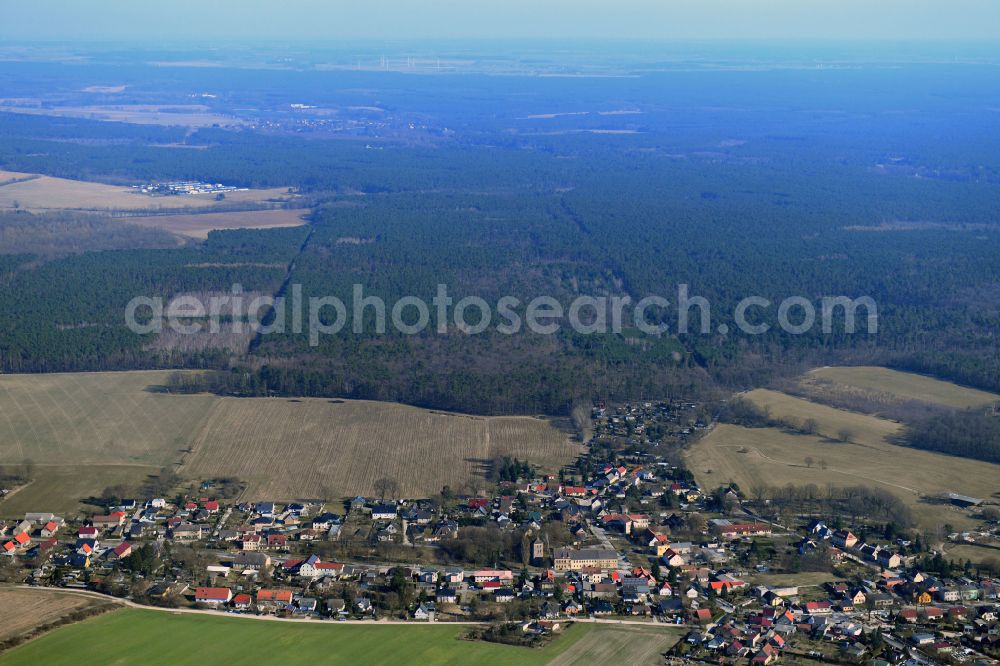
[{"xmin": 134, "ymin": 181, "xmax": 248, "ymax": 196}]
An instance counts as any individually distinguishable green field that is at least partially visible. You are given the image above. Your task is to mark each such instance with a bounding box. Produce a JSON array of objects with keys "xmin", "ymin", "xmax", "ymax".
[{"xmin": 0, "ymin": 609, "xmax": 590, "ymax": 666}]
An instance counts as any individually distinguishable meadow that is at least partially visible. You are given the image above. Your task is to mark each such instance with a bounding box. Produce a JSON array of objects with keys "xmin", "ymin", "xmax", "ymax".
[
  {"xmin": 0, "ymin": 465, "xmax": 160, "ymax": 516},
  {"xmin": 805, "ymin": 366, "xmax": 1000, "ymax": 410},
  {"xmin": 687, "ymin": 422, "xmax": 1000, "ymax": 532},
  {"xmin": 0, "ymin": 609, "xmax": 591, "ymax": 666},
  {"xmin": 743, "ymin": 388, "xmax": 903, "ymax": 447}
]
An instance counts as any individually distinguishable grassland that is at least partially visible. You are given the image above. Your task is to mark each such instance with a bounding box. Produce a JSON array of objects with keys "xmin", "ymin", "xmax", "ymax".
[
  {"xmin": 0, "ymin": 170, "xmax": 294, "ymax": 212},
  {"xmin": 940, "ymin": 543, "xmax": 1000, "ymax": 569},
  {"xmin": 546, "ymin": 623, "xmax": 683, "ymax": 666},
  {"xmin": 744, "ymin": 388, "xmax": 903, "ymax": 447},
  {"xmin": 686, "ymin": 423, "xmax": 1000, "ymax": 531},
  {"xmin": 0, "ymin": 589, "xmax": 114, "ymax": 644},
  {"xmin": 806, "ymin": 366, "xmax": 1000, "ymax": 409},
  {"xmin": 122, "ymin": 209, "xmax": 309, "ymax": 238},
  {"xmin": 180, "ymin": 397, "xmax": 581, "ymax": 500},
  {"xmin": 687, "ymin": 369, "xmax": 1000, "ymax": 532},
  {"xmin": 0, "ymin": 465, "xmax": 161, "ymax": 516},
  {"xmin": 0, "ymin": 371, "xmax": 579, "ymax": 513},
  {"xmin": 0, "ymin": 608, "xmax": 590, "ymax": 666}
]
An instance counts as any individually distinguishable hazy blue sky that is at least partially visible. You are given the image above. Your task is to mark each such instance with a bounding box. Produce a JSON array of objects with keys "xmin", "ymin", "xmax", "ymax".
[{"xmin": 2, "ymin": 0, "xmax": 999, "ymax": 42}]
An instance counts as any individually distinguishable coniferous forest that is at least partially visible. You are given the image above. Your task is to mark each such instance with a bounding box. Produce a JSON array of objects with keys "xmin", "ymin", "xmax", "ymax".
[{"xmin": 0, "ymin": 44, "xmax": 999, "ymax": 449}]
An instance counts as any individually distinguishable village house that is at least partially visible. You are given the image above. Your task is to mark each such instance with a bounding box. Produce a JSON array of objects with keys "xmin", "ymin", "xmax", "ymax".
[
  {"xmin": 234, "ymin": 551, "xmax": 271, "ymax": 572},
  {"xmin": 256, "ymin": 589, "xmax": 294, "ymax": 611},
  {"xmin": 832, "ymin": 530, "xmax": 858, "ymax": 550},
  {"xmin": 92, "ymin": 513, "xmax": 125, "ymax": 529},
  {"xmin": 171, "ymin": 523, "xmax": 202, "ymax": 541},
  {"xmin": 266, "ymin": 534, "xmax": 288, "ymax": 550},
  {"xmin": 110, "ymin": 542, "xmax": 132, "ymax": 560},
  {"xmin": 40, "ymin": 521, "xmax": 61, "ymax": 538},
  {"xmin": 714, "ymin": 522, "xmax": 773, "ymax": 540},
  {"xmin": 371, "ymin": 504, "xmax": 397, "ymax": 521},
  {"xmin": 238, "ymin": 534, "xmax": 263, "ymax": 551},
  {"xmin": 471, "ymin": 569, "xmax": 514, "ymax": 585},
  {"xmin": 195, "ymin": 587, "xmax": 232, "ymax": 606}
]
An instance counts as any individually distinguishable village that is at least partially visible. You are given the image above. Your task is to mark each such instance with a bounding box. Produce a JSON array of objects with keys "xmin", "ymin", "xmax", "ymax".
[
  {"xmin": 133, "ymin": 181, "xmax": 248, "ymax": 196},
  {"xmin": 2, "ymin": 399, "xmax": 999, "ymax": 665}
]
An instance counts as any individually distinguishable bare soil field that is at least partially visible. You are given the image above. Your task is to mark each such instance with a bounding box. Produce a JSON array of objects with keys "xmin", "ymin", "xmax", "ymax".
[
  {"xmin": 0, "ymin": 588, "xmax": 113, "ymax": 643},
  {"xmin": 547, "ymin": 624, "xmax": 684, "ymax": 666},
  {"xmin": 805, "ymin": 366, "xmax": 1000, "ymax": 409},
  {"xmin": 180, "ymin": 397, "xmax": 582, "ymax": 500},
  {"xmin": 122, "ymin": 208, "xmax": 309, "ymax": 238},
  {"xmin": 0, "ymin": 170, "xmax": 294, "ymax": 212},
  {"xmin": 686, "ymin": 423, "xmax": 1000, "ymax": 531}
]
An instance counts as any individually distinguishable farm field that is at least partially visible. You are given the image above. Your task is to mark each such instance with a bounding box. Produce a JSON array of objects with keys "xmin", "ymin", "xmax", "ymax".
[
  {"xmin": 122, "ymin": 208, "xmax": 309, "ymax": 238},
  {"xmin": 0, "ymin": 464, "xmax": 160, "ymax": 516},
  {"xmin": 0, "ymin": 170, "xmax": 294, "ymax": 212},
  {"xmin": 686, "ymin": 423, "xmax": 1000, "ymax": 531},
  {"xmin": 0, "ymin": 588, "xmax": 114, "ymax": 644},
  {"xmin": 743, "ymin": 389, "xmax": 903, "ymax": 447},
  {"xmin": 0, "ymin": 608, "xmax": 590, "ymax": 666},
  {"xmin": 180, "ymin": 397, "xmax": 581, "ymax": 500},
  {"xmin": 0, "ymin": 371, "xmax": 579, "ymax": 511},
  {"xmin": 546, "ymin": 624, "xmax": 683, "ymax": 666},
  {"xmin": 0, "ymin": 371, "xmax": 218, "ymax": 467},
  {"xmin": 805, "ymin": 366, "xmax": 1000, "ymax": 409},
  {"xmin": 0, "ymin": 104, "xmax": 246, "ymax": 128}
]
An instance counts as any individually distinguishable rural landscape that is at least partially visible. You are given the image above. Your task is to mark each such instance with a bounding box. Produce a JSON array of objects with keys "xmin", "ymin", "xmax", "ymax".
[{"xmin": 3, "ymin": 2, "xmax": 1000, "ymax": 665}]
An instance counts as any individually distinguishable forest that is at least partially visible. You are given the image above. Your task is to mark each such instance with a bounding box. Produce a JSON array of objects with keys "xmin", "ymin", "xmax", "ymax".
[
  {"xmin": 0, "ymin": 52, "xmax": 999, "ymax": 427},
  {"xmin": 905, "ymin": 409, "xmax": 1000, "ymax": 465}
]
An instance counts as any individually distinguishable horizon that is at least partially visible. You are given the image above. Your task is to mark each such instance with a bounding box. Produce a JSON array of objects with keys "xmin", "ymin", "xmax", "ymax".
[{"xmin": 4, "ymin": 1, "xmax": 1000, "ymax": 42}]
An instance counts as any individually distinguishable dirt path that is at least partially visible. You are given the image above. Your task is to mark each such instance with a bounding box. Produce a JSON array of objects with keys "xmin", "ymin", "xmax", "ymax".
[{"xmin": 0, "ymin": 480, "xmax": 33, "ymax": 506}]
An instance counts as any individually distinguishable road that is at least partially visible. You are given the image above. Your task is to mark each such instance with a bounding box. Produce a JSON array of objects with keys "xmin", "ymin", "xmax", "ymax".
[{"xmin": 7, "ymin": 585, "xmax": 687, "ymax": 629}]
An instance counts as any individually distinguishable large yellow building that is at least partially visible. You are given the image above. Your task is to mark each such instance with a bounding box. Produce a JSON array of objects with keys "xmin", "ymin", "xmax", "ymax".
[{"xmin": 553, "ymin": 547, "xmax": 619, "ymax": 571}]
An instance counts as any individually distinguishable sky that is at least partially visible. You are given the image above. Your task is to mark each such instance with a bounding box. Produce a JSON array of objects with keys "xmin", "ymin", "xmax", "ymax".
[{"xmin": 2, "ymin": 0, "xmax": 999, "ymax": 42}]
